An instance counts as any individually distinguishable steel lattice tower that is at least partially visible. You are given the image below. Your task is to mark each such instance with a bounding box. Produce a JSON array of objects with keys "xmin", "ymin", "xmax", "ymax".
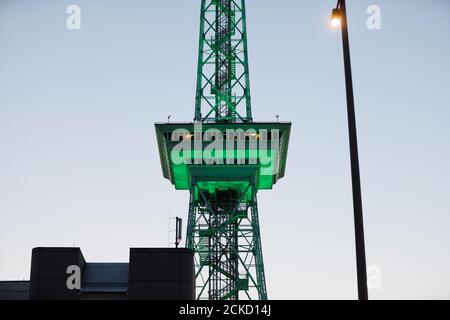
[
  {"xmin": 194, "ymin": 0, "xmax": 252, "ymax": 123},
  {"xmin": 156, "ymin": 0, "xmax": 291, "ymax": 300}
]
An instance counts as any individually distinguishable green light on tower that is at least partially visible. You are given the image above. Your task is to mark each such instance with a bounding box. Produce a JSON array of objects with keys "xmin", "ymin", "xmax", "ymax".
[{"xmin": 156, "ymin": 0, "xmax": 291, "ymax": 300}]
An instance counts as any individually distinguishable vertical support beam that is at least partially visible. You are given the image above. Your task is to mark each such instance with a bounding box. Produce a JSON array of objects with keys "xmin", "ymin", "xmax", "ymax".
[
  {"xmin": 194, "ymin": 0, "xmax": 207, "ymax": 121},
  {"xmin": 241, "ymin": 0, "xmax": 252, "ymax": 121},
  {"xmin": 186, "ymin": 182, "xmax": 267, "ymax": 300},
  {"xmin": 250, "ymin": 192, "xmax": 267, "ymax": 300}
]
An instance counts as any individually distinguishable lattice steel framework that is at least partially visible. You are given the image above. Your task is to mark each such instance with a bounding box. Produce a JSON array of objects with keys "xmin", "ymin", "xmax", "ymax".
[
  {"xmin": 186, "ymin": 181, "xmax": 267, "ymax": 300},
  {"xmin": 194, "ymin": 0, "xmax": 252, "ymax": 123},
  {"xmin": 185, "ymin": 0, "xmax": 267, "ymax": 300}
]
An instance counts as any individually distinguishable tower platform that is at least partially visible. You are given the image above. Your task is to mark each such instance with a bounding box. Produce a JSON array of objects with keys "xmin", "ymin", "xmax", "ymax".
[{"xmin": 155, "ymin": 122, "xmax": 292, "ymax": 191}]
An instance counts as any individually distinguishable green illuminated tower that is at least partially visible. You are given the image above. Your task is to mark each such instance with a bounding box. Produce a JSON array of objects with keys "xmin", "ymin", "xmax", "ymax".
[{"xmin": 156, "ymin": 0, "xmax": 291, "ymax": 300}]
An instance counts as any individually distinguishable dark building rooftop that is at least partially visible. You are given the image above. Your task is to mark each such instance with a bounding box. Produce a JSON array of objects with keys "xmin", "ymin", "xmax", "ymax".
[
  {"xmin": 0, "ymin": 281, "xmax": 29, "ymax": 300},
  {"xmin": 0, "ymin": 247, "xmax": 195, "ymax": 300},
  {"xmin": 81, "ymin": 263, "xmax": 129, "ymax": 293}
]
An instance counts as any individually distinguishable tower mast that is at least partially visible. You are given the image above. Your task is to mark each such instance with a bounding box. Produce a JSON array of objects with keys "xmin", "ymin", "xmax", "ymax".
[
  {"xmin": 194, "ymin": 0, "xmax": 252, "ymax": 123},
  {"xmin": 156, "ymin": 0, "xmax": 291, "ymax": 300},
  {"xmin": 189, "ymin": 0, "xmax": 266, "ymax": 300}
]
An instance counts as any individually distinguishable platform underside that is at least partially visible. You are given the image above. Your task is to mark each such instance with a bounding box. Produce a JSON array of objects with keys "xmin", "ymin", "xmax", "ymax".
[{"xmin": 155, "ymin": 122, "xmax": 292, "ymax": 191}]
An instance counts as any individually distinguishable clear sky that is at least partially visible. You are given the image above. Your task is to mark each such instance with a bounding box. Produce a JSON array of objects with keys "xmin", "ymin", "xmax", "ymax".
[{"xmin": 0, "ymin": 0, "xmax": 449, "ymax": 299}]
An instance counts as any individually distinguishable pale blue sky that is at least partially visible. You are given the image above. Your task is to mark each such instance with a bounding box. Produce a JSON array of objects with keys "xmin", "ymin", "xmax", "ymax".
[{"xmin": 0, "ymin": 0, "xmax": 449, "ymax": 299}]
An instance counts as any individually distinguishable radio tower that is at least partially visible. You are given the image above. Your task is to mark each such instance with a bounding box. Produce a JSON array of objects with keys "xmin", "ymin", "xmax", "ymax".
[{"xmin": 156, "ymin": 0, "xmax": 291, "ymax": 300}]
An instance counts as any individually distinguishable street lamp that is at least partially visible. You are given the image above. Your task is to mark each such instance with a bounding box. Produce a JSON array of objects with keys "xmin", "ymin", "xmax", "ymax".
[
  {"xmin": 330, "ymin": 0, "xmax": 369, "ymax": 300},
  {"xmin": 330, "ymin": 9, "xmax": 341, "ymax": 27}
]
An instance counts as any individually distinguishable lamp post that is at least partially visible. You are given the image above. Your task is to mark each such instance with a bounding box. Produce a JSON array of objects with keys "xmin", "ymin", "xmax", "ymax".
[{"xmin": 330, "ymin": 0, "xmax": 369, "ymax": 300}]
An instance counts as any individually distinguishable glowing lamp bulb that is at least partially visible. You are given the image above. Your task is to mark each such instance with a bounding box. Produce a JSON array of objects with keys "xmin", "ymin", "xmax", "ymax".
[{"xmin": 330, "ymin": 8, "xmax": 342, "ymax": 28}]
